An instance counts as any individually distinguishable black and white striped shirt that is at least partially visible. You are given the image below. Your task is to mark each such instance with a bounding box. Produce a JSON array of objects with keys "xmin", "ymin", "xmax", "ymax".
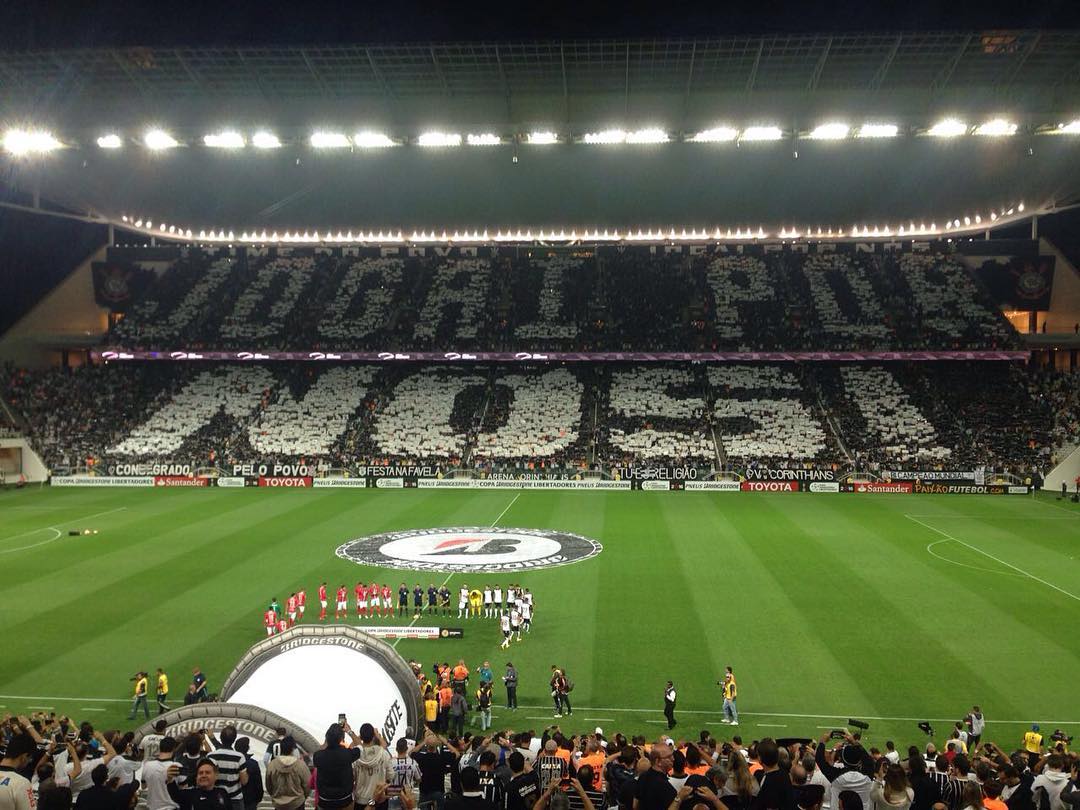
[{"xmin": 209, "ymin": 747, "xmax": 246, "ymax": 799}]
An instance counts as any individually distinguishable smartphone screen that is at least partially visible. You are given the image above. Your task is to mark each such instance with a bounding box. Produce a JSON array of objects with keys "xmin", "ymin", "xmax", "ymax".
[{"xmin": 338, "ymin": 714, "xmax": 347, "ymax": 725}]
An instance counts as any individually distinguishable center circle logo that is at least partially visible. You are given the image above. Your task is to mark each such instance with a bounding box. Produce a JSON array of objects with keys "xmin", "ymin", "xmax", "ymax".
[{"xmin": 335, "ymin": 527, "xmax": 602, "ymax": 573}]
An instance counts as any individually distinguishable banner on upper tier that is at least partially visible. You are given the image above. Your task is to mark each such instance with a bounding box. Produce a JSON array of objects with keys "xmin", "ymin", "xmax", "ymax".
[
  {"xmin": 745, "ymin": 467, "xmax": 838, "ymax": 482},
  {"xmin": 880, "ymin": 470, "xmax": 979, "ymax": 482},
  {"xmin": 51, "ymin": 475, "xmax": 154, "ymax": 487},
  {"xmin": 612, "ymin": 466, "xmax": 703, "ymax": 481}
]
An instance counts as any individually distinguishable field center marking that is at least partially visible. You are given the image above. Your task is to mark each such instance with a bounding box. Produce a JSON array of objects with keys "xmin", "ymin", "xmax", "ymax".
[
  {"xmin": 925, "ymin": 539, "xmax": 1022, "ymax": 577},
  {"xmin": 758, "ymin": 724, "xmax": 788, "ymax": 728},
  {"xmin": 905, "ymin": 515, "xmax": 1077, "ymax": 520},
  {"xmin": 393, "ymin": 493, "xmax": 521, "ymax": 648},
  {"xmin": 584, "ymin": 718, "xmax": 616, "ymax": 722},
  {"xmin": 905, "ymin": 515, "xmax": 1080, "ymax": 603},
  {"xmin": 80, "ymin": 708, "xmax": 106, "ymax": 712},
  {"xmin": 0, "ymin": 507, "xmax": 128, "ymax": 555}
]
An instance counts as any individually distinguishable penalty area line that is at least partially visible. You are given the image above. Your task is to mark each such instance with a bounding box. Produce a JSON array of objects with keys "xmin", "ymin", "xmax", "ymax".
[{"xmin": 905, "ymin": 515, "xmax": 1080, "ymax": 604}]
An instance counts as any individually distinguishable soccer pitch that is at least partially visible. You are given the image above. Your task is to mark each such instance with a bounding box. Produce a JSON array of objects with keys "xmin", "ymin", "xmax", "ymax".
[{"xmin": 2, "ymin": 487, "xmax": 1079, "ymax": 747}]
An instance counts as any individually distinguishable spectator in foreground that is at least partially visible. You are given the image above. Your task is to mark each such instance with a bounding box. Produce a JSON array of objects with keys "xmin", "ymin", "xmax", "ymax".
[
  {"xmin": 233, "ymin": 738, "xmax": 263, "ymax": 810},
  {"xmin": 0, "ymin": 733, "xmax": 37, "ymax": 810},
  {"xmin": 207, "ymin": 725, "xmax": 248, "ymax": 810},
  {"xmin": 313, "ymin": 724, "xmax": 362, "ymax": 810},
  {"xmin": 870, "ymin": 765, "xmax": 912, "ymax": 810},
  {"xmin": 445, "ymin": 766, "xmax": 495, "ymax": 810},
  {"xmin": 168, "ymin": 758, "xmax": 231, "ymax": 810},
  {"xmin": 265, "ymin": 736, "xmax": 311, "ymax": 810},
  {"xmin": 142, "ymin": 737, "xmax": 182, "ymax": 810},
  {"xmin": 352, "ymin": 724, "xmax": 393, "ymax": 809},
  {"xmin": 1032, "ymin": 755, "xmax": 1069, "ymax": 810},
  {"xmin": 634, "ymin": 744, "xmax": 676, "ymax": 810}
]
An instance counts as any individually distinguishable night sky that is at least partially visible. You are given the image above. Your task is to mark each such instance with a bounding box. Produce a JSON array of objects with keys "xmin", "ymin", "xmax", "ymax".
[{"xmin": 1, "ymin": 0, "xmax": 1079, "ymax": 51}]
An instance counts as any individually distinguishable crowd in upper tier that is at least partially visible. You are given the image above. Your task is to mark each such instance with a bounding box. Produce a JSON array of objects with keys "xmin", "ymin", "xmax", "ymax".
[
  {"xmin": 0, "ymin": 361, "xmax": 1061, "ymax": 479},
  {"xmin": 103, "ymin": 248, "xmax": 1018, "ymax": 353}
]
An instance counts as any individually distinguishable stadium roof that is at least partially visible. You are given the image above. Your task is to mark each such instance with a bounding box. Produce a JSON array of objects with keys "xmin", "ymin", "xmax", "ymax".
[{"xmin": 5, "ymin": 31, "xmax": 1080, "ymax": 128}]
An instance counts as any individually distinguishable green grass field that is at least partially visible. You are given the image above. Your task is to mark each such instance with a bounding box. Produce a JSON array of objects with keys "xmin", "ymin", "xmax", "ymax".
[{"xmin": 2, "ymin": 487, "xmax": 1079, "ymax": 750}]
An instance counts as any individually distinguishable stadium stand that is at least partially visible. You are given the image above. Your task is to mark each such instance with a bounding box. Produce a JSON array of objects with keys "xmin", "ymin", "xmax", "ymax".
[
  {"xmin": 99, "ymin": 248, "xmax": 1018, "ymax": 352},
  {"xmin": 0, "ymin": 361, "xmax": 1060, "ymax": 477}
]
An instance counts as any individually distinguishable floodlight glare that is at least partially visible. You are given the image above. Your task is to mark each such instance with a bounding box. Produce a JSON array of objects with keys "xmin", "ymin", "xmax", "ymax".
[
  {"xmin": 690, "ymin": 127, "xmax": 738, "ymax": 143},
  {"xmin": 251, "ymin": 131, "xmax": 282, "ymax": 149},
  {"xmin": 417, "ymin": 131, "xmax": 462, "ymax": 147},
  {"xmin": 855, "ymin": 123, "xmax": 898, "ymax": 139},
  {"xmin": 96, "ymin": 134, "xmax": 123, "ymax": 149},
  {"xmin": 203, "ymin": 131, "xmax": 246, "ymax": 149},
  {"xmin": 927, "ymin": 119, "xmax": 968, "ymax": 138},
  {"xmin": 310, "ymin": 131, "xmax": 350, "ymax": 148},
  {"xmin": 625, "ymin": 128, "xmax": 670, "ymax": 144},
  {"xmin": 740, "ymin": 126, "xmax": 784, "ymax": 141},
  {"xmin": 1058, "ymin": 120, "xmax": 1080, "ymax": 134},
  {"xmin": 352, "ymin": 131, "xmax": 396, "ymax": 148},
  {"xmin": 582, "ymin": 129, "xmax": 627, "ymax": 144},
  {"xmin": 526, "ymin": 131, "xmax": 558, "ymax": 144},
  {"xmin": 466, "ymin": 133, "xmax": 501, "ymax": 145},
  {"xmin": 807, "ymin": 122, "xmax": 850, "ymax": 140},
  {"xmin": 973, "ymin": 118, "xmax": 1017, "ymax": 137},
  {"xmin": 144, "ymin": 129, "xmax": 179, "ymax": 150},
  {"xmin": 3, "ymin": 129, "xmax": 62, "ymax": 155}
]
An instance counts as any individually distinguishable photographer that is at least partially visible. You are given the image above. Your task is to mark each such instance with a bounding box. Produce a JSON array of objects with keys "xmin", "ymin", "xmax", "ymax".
[
  {"xmin": 129, "ymin": 673, "xmax": 150, "ymax": 721},
  {"xmin": 814, "ymin": 733, "xmax": 874, "ymax": 810},
  {"xmin": 166, "ymin": 759, "xmax": 231, "ymax": 810},
  {"xmin": 534, "ymin": 777, "xmax": 596, "ymax": 810}
]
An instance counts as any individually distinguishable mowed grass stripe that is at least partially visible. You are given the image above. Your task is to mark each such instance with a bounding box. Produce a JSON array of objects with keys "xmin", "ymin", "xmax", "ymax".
[{"xmin": 1, "ymin": 488, "xmax": 1077, "ymax": 742}]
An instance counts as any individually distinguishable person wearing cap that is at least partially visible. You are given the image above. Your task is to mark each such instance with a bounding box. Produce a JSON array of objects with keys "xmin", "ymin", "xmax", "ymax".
[
  {"xmin": 815, "ymin": 732, "xmax": 875, "ymax": 810},
  {"xmin": 1023, "ymin": 726, "xmax": 1043, "ymax": 767}
]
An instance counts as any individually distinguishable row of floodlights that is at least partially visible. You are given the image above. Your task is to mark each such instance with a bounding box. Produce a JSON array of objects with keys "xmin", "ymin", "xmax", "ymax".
[
  {"xmin": 118, "ymin": 202, "xmax": 1025, "ymax": 244},
  {"xmin": 6, "ymin": 119, "xmax": 1080, "ymax": 155}
]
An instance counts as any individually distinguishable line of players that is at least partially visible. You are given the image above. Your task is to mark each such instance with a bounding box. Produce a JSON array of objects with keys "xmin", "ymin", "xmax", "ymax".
[{"xmin": 261, "ymin": 581, "xmax": 536, "ymax": 636}]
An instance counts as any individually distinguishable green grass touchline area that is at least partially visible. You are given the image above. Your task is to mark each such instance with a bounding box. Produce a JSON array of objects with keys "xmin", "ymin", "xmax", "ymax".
[{"xmin": 2, "ymin": 488, "xmax": 1078, "ymax": 749}]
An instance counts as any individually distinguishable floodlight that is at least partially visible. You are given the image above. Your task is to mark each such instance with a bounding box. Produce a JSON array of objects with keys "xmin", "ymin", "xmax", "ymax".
[
  {"xmin": 582, "ymin": 129, "xmax": 627, "ymax": 144},
  {"xmin": 417, "ymin": 131, "xmax": 462, "ymax": 147},
  {"xmin": 807, "ymin": 122, "xmax": 850, "ymax": 140},
  {"xmin": 973, "ymin": 119, "xmax": 1017, "ymax": 137},
  {"xmin": 310, "ymin": 131, "xmax": 350, "ymax": 148},
  {"xmin": 690, "ymin": 127, "xmax": 738, "ymax": 143},
  {"xmin": 927, "ymin": 119, "xmax": 968, "ymax": 138},
  {"xmin": 466, "ymin": 133, "xmax": 501, "ymax": 145},
  {"xmin": 625, "ymin": 128, "xmax": 670, "ymax": 144},
  {"xmin": 96, "ymin": 134, "xmax": 123, "ymax": 149},
  {"xmin": 144, "ymin": 129, "xmax": 179, "ymax": 150},
  {"xmin": 203, "ymin": 131, "xmax": 245, "ymax": 149},
  {"xmin": 252, "ymin": 131, "xmax": 281, "ymax": 149},
  {"xmin": 3, "ymin": 129, "xmax": 62, "ymax": 155},
  {"xmin": 740, "ymin": 126, "xmax": 784, "ymax": 141},
  {"xmin": 1058, "ymin": 121, "xmax": 1080, "ymax": 134},
  {"xmin": 352, "ymin": 131, "xmax": 396, "ymax": 148},
  {"xmin": 855, "ymin": 123, "xmax": 898, "ymax": 139},
  {"xmin": 526, "ymin": 131, "xmax": 558, "ymax": 144}
]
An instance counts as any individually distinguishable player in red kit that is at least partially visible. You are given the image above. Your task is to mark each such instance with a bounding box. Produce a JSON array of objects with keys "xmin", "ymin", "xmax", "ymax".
[
  {"xmin": 264, "ymin": 607, "xmax": 277, "ymax": 636},
  {"xmin": 318, "ymin": 582, "xmax": 328, "ymax": 621},
  {"xmin": 286, "ymin": 593, "xmax": 298, "ymax": 626},
  {"xmin": 355, "ymin": 581, "xmax": 367, "ymax": 618},
  {"xmin": 335, "ymin": 584, "xmax": 348, "ymax": 620},
  {"xmin": 368, "ymin": 581, "xmax": 380, "ymax": 617},
  {"xmin": 381, "ymin": 584, "xmax": 392, "ymax": 618},
  {"xmin": 297, "ymin": 589, "xmax": 307, "ymax": 621}
]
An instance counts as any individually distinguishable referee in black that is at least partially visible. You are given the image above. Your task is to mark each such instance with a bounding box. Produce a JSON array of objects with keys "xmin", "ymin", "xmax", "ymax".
[{"xmin": 664, "ymin": 680, "xmax": 677, "ymax": 729}]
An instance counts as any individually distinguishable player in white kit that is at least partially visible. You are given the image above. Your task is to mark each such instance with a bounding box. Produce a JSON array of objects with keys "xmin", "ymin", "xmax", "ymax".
[
  {"xmin": 458, "ymin": 586, "xmax": 469, "ymax": 619},
  {"xmin": 499, "ymin": 612, "xmax": 512, "ymax": 649},
  {"xmin": 510, "ymin": 606, "xmax": 522, "ymax": 642},
  {"xmin": 520, "ymin": 599, "xmax": 532, "ymax": 633},
  {"xmin": 493, "ymin": 586, "xmax": 503, "ymax": 612},
  {"xmin": 483, "ymin": 587, "xmax": 494, "ymax": 618}
]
